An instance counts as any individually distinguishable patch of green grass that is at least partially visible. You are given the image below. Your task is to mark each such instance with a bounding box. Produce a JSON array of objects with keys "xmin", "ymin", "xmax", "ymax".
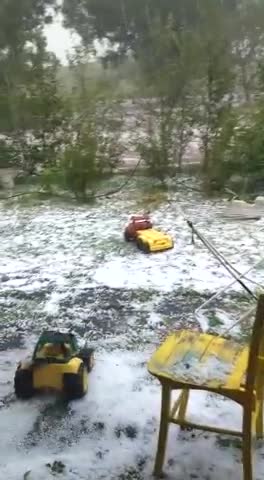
[
  {"xmin": 130, "ymin": 288, "xmax": 156, "ymax": 303},
  {"xmin": 134, "ymin": 187, "xmax": 169, "ymax": 210},
  {"xmin": 92, "ymin": 237, "xmax": 126, "ymax": 262},
  {"xmin": 2, "ymin": 190, "xmax": 77, "ymax": 208},
  {"xmin": 235, "ymin": 326, "xmax": 252, "ymax": 344},
  {"xmin": 216, "ymin": 436, "xmax": 242, "ymax": 450},
  {"xmin": 208, "ymin": 312, "xmax": 224, "ymax": 328}
]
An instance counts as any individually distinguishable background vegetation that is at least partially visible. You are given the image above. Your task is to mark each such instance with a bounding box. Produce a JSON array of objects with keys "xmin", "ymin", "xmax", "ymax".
[{"xmin": 1, "ymin": 0, "xmax": 264, "ymax": 198}]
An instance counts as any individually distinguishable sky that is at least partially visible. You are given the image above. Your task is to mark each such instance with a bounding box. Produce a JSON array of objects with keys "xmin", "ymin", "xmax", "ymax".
[
  {"xmin": 45, "ymin": 13, "xmax": 81, "ymax": 64},
  {"xmin": 45, "ymin": 12, "xmax": 105, "ymax": 64}
]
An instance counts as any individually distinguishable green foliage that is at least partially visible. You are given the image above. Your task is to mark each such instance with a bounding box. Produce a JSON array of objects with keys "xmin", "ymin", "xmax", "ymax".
[
  {"xmin": 49, "ymin": 89, "xmax": 125, "ymax": 200},
  {"xmin": 0, "ymin": 0, "xmax": 66, "ymax": 175},
  {"xmin": 137, "ymin": 145, "xmax": 169, "ymax": 187},
  {"xmin": 138, "ymin": 15, "xmax": 200, "ymax": 100},
  {"xmin": 136, "ymin": 99, "xmax": 178, "ymax": 185},
  {"xmin": 136, "ymin": 17, "xmax": 197, "ymax": 184},
  {"xmin": 1, "ymin": 0, "xmax": 264, "ymax": 196},
  {"xmin": 62, "ymin": 0, "xmax": 237, "ymax": 61},
  {"xmin": 40, "ymin": 165, "xmax": 64, "ymax": 192},
  {"xmin": 258, "ymin": 61, "xmax": 264, "ymax": 95},
  {"xmin": 195, "ymin": 0, "xmax": 235, "ymax": 172},
  {"xmin": 0, "ymin": 0, "xmax": 56, "ymax": 50},
  {"xmin": 0, "ymin": 140, "xmax": 18, "ymax": 168},
  {"xmin": 205, "ymin": 102, "xmax": 264, "ymax": 191},
  {"xmin": 59, "ymin": 130, "xmax": 123, "ymax": 201},
  {"xmin": 233, "ymin": 0, "xmax": 264, "ymax": 102},
  {"xmin": 61, "ymin": 131, "xmax": 99, "ymax": 200},
  {"xmin": 137, "ymin": 100, "xmax": 195, "ymax": 184},
  {"xmin": 230, "ymin": 105, "xmax": 264, "ymax": 177},
  {"xmin": 59, "ymin": 55, "xmax": 140, "ymax": 99},
  {"xmin": 205, "ymin": 110, "xmax": 238, "ymax": 188}
]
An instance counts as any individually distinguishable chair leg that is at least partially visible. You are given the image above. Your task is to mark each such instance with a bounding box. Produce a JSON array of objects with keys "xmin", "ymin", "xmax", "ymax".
[
  {"xmin": 153, "ymin": 384, "xmax": 171, "ymax": 478},
  {"xmin": 178, "ymin": 389, "xmax": 189, "ymax": 423},
  {"xmin": 242, "ymin": 408, "xmax": 253, "ymax": 480},
  {"xmin": 256, "ymin": 384, "xmax": 263, "ymax": 439}
]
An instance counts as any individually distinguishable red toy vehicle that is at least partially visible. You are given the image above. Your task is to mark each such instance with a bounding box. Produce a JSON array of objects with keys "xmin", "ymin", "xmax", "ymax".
[{"xmin": 124, "ymin": 214, "xmax": 152, "ymax": 241}]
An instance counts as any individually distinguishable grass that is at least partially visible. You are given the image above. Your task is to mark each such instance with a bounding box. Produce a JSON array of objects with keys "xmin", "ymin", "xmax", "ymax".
[
  {"xmin": 135, "ymin": 190, "xmax": 169, "ymax": 210},
  {"xmin": 207, "ymin": 312, "xmax": 224, "ymax": 328},
  {"xmin": 1, "ymin": 174, "xmax": 263, "ymax": 479}
]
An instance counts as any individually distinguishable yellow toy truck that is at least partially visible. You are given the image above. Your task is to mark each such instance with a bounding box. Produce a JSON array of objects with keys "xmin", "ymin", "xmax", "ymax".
[{"xmin": 14, "ymin": 331, "xmax": 94, "ymax": 400}]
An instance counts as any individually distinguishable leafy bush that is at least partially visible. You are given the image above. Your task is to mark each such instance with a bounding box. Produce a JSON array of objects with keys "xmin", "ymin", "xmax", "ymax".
[
  {"xmin": 137, "ymin": 98, "xmax": 194, "ymax": 186},
  {"xmin": 57, "ymin": 109, "xmax": 124, "ymax": 200},
  {"xmin": 0, "ymin": 139, "xmax": 19, "ymax": 168},
  {"xmin": 231, "ymin": 105, "xmax": 264, "ymax": 176},
  {"xmin": 206, "ymin": 102, "xmax": 264, "ymax": 192}
]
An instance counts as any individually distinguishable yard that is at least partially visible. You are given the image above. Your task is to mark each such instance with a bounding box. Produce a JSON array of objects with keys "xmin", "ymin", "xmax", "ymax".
[{"xmin": 0, "ymin": 177, "xmax": 263, "ymax": 480}]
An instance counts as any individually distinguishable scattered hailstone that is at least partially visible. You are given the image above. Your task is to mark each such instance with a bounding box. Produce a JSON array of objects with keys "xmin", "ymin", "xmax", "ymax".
[{"xmin": 162, "ymin": 355, "xmax": 233, "ymax": 385}]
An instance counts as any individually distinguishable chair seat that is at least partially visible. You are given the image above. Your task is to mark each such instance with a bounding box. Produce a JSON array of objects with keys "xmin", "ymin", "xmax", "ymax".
[{"xmin": 148, "ymin": 330, "xmax": 249, "ymax": 391}]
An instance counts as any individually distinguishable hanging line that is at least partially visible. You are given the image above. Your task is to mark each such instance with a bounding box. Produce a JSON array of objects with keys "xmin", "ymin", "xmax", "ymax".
[
  {"xmin": 186, "ymin": 219, "xmax": 257, "ymax": 299},
  {"xmin": 191, "ymin": 224, "xmax": 261, "ymax": 289},
  {"xmin": 195, "ymin": 257, "xmax": 264, "ymax": 326},
  {"xmin": 187, "ymin": 221, "xmax": 261, "ymax": 359},
  {"xmin": 177, "ymin": 205, "xmax": 259, "ymax": 292},
  {"xmin": 198, "ymin": 304, "xmax": 256, "ymax": 361}
]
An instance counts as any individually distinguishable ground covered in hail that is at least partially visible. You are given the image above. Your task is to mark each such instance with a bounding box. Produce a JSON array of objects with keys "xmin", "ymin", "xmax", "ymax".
[{"xmin": 0, "ymin": 177, "xmax": 264, "ymax": 480}]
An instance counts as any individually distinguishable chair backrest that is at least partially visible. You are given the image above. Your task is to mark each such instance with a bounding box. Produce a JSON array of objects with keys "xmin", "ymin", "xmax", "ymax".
[{"xmin": 245, "ymin": 294, "xmax": 264, "ymax": 394}]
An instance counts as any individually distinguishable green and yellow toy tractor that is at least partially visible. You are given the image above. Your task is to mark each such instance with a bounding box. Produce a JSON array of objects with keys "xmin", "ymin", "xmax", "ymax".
[{"xmin": 14, "ymin": 331, "xmax": 94, "ymax": 400}]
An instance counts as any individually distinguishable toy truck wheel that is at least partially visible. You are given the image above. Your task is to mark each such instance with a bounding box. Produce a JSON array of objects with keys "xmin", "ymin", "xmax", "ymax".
[
  {"xmin": 142, "ymin": 242, "xmax": 150, "ymax": 253},
  {"xmin": 14, "ymin": 368, "xmax": 34, "ymax": 399},
  {"xmin": 136, "ymin": 238, "xmax": 143, "ymax": 251},
  {"xmin": 63, "ymin": 364, "xmax": 86, "ymax": 400},
  {"xmin": 78, "ymin": 348, "xmax": 95, "ymax": 373},
  {"xmin": 124, "ymin": 230, "xmax": 132, "ymax": 242},
  {"xmin": 136, "ymin": 238, "xmax": 150, "ymax": 253}
]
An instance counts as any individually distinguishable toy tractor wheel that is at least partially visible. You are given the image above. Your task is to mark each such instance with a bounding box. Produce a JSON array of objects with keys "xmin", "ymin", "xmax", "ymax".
[
  {"xmin": 14, "ymin": 368, "xmax": 34, "ymax": 399},
  {"xmin": 78, "ymin": 348, "xmax": 95, "ymax": 373},
  {"xmin": 63, "ymin": 364, "xmax": 87, "ymax": 400}
]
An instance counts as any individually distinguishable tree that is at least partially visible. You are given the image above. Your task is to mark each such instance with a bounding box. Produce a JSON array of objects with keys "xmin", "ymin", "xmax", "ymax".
[
  {"xmin": 0, "ymin": 1, "xmax": 67, "ymax": 174},
  {"xmin": 195, "ymin": 0, "xmax": 235, "ymax": 174},
  {"xmin": 232, "ymin": 0, "xmax": 264, "ymax": 103},
  {"xmin": 62, "ymin": 0, "xmax": 238, "ymax": 61},
  {"xmin": 46, "ymin": 50, "xmax": 126, "ymax": 200},
  {"xmin": 0, "ymin": 0, "xmax": 56, "ymax": 49},
  {"xmin": 57, "ymin": 103, "xmax": 125, "ymax": 200},
  {"xmin": 0, "ymin": 36, "xmax": 66, "ymax": 174},
  {"xmin": 136, "ymin": 17, "xmax": 198, "ymax": 183}
]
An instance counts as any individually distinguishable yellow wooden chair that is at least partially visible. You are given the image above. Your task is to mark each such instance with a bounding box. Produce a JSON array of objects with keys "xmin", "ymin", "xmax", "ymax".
[{"xmin": 147, "ymin": 295, "xmax": 264, "ymax": 480}]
